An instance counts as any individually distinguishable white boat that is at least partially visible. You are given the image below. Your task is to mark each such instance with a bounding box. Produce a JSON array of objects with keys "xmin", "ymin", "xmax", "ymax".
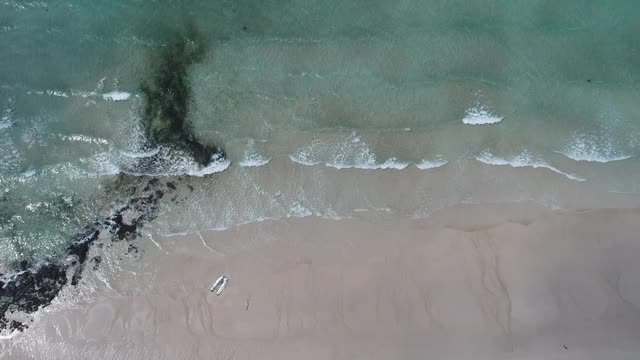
[
  {"xmin": 210, "ymin": 275, "xmax": 228, "ymax": 295},
  {"xmin": 216, "ymin": 276, "xmax": 228, "ymax": 296}
]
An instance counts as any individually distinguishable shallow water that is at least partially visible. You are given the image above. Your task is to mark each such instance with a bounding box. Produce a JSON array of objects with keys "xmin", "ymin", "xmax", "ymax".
[{"xmin": 1, "ymin": 0, "xmax": 640, "ymax": 264}]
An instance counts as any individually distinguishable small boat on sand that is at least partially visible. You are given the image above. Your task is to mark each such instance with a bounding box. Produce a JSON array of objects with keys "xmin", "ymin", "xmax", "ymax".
[{"xmin": 210, "ymin": 275, "xmax": 228, "ymax": 295}]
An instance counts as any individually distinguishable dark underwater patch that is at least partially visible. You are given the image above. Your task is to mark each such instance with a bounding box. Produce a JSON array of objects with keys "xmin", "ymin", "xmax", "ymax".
[{"xmin": 140, "ymin": 27, "xmax": 224, "ymax": 166}]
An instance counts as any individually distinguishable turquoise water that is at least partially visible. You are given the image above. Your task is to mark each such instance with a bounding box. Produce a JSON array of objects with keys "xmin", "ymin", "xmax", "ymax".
[{"xmin": 1, "ymin": 0, "xmax": 640, "ymax": 265}]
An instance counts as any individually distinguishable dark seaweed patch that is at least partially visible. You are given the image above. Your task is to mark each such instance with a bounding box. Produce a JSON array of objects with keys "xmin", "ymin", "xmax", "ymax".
[{"xmin": 140, "ymin": 28, "xmax": 224, "ymax": 166}]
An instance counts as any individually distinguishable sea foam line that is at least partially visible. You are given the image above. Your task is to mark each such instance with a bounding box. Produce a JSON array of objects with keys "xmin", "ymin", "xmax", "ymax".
[
  {"xmin": 476, "ymin": 150, "xmax": 585, "ymax": 182},
  {"xmin": 239, "ymin": 157, "xmax": 271, "ymax": 167},
  {"xmin": 415, "ymin": 157, "xmax": 448, "ymax": 170},
  {"xmin": 326, "ymin": 157, "xmax": 410, "ymax": 170},
  {"xmin": 556, "ymin": 150, "xmax": 632, "ymax": 163},
  {"xmin": 289, "ymin": 155, "xmax": 448, "ymax": 171},
  {"xmin": 27, "ymin": 89, "xmax": 132, "ymax": 101},
  {"xmin": 58, "ymin": 134, "xmax": 109, "ymax": 145}
]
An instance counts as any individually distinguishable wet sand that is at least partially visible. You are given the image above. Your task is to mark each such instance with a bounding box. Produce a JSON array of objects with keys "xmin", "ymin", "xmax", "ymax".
[{"xmin": 3, "ymin": 203, "xmax": 640, "ymax": 359}]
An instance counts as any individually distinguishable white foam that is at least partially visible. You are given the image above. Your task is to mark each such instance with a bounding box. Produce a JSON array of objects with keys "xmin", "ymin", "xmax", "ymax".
[
  {"xmin": 1, "ymin": 108, "xmax": 14, "ymax": 129},
  {"xmin": 119, "ymin": 150, "xmax": 231, "ymax": 177},
  {"xmin": 375, "ymin": 158, "xmax": 410, "ymax": 170},
  {"xmin": 462, "ymin": 106, "xmax": 503, "ymax": 125},
  {"xmin": 21, "ymin": 169, "xmax": 36, "ymax": 178},
  {"xmin": 86, "ymin": 152, "xmax": 122, "ymax": 177},
  {"xmin": 326, "ymin": 157, "xmax": 409, "ymax": 170},
  {"xmin": 416, "ymin": 157, "xmax": 448, "ymax": 170},
  {"xmin": 187, "ymin": 156, "xmax": 231, "ymax": 176},
  {"xmin": 557, "ymin": 133, "xmax": 633, "ymax": 163},
  {"xmin": 58, "ymin": 134, "xmax": 109, "ymax": 145},
  {"xmin": 46, "ymin": 90, "xmax": 69, "ymax": 97},
  {"xmin": 120, "ymin": 148, "xmax": 160, "ymax": 158},
  {"xmin": 291, "ymin": 134, "xmax": 409, "ymax": 170},
  {"xmin": 70, "ymin": 90, "xmax": 97, "ymax": 98},
  {"xmin": 558, "ymin": 151, "xmax": 632, "ymax": 163},
  {"xmin": 29, "ymin": 88, "xmax": 132, "ymax": 102},
  {"xmin": 287, "ymin": 203, "xmax": 313, "ymax": 218},
  {"xmin": 239, "ymin": 141, "xmax": 271, "ymax": 167},
  {"xmin": 36, "ymin": 146, "xmax": 231, "ymax": 180},
  {"xmin": 1, "ymin": 169, "xmax": 38, "ymax": 184},
  {"xmin": 1, "ymin": 98, "xmax": 16, "ymax": 129},
  {"xmin": 239, "ymin": 155, "xmax": 271, "ymax": 167},
  {"xmin": 38, "ymin": 155, "xmax": 119, "ymax": 180},
  {"xmin": 26, "ymin": 89, "xmax": 69, "ymax": 97},
  {"xmin": 102, "ymin": 91, "xmax": 131, "ymax": 101},
  {"xmin": 476, "ymin": 150, "xmax": 585, "ymax": 182},
  {"xmin": 0, "ymin": 329, "xmax": 20, "ymax": 340},
  {"xmin": 289, "ymin": 148, "xmax": 321, "ymax": 166}
]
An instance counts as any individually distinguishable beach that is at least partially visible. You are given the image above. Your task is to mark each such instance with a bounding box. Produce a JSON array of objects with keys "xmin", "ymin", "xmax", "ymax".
[
  {"xmin": 2, "ymin": 1, "xmax": 640, "ymax": 358},
  {"xmin": 3, "ymin": 202, "xmax": 640, "ymax": 359}
]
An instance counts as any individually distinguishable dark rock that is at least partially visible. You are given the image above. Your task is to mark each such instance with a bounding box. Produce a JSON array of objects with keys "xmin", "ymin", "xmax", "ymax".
[
  {"xmin": 0, "ymin": 182, "xmax": 171, "ymax": 332},
  {"xmin": 0, "ymin": 262, "xmax": 68, "ymax": 328},
  {"xmin": 10, "ymin": 320, "xmax": 27, "ymax": 332},
  {"xmin": 127, "ymin": 244, "xmax": 139, "ymax": 254},
  {"xmin": 67, "ymin": 228, "xmax": 100, "ymax": 264},
  {"xmin": 91, "ymin": 256, "xmax": 102, "ymax": 271}
]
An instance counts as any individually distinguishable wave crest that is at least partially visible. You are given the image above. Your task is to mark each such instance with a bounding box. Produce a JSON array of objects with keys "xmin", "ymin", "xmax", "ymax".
[
  {"xmin": 462, "ymin": 106, "xmax": 503, "ymax": 125},
  {"xmin": 416, "ymin": 157, "xmax": 448, "ymax": 170},
  {"xmin": 290, "ymin": 133, "xmax": 410, "ymax": 170},
  {"xmin": 476, "ymin": 150, "xmax": 585, "ymax": 182},
  {"xmin": 557, "ymin": 133, "xmax": 633, "ymax": 163}
]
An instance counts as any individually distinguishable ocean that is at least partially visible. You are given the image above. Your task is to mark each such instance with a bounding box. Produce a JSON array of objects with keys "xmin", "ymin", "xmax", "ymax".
[{"xmin": 1, "ymin": 0, "xmax": 640, "ymax": 338}]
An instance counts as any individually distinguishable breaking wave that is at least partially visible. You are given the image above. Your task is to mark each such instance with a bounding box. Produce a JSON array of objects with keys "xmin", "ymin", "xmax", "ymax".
[
  {"xmin": 557, "ymin": 133, "xmax": 633, "ymax": 163},
  {"xmin": 462, "ymin": 106, "xmax": 503, "ymax": 125},
  {"xmin": 415, "ymin": 157, "xmax": 448, "ymax": 170},
  {"xmin": 289, "ymin": 133, "xmax": 410, "ymax": 170},
  {"xmin": 476, "ymin": 150, "xmax": 585, "ymax": 182},
  {"xmin": 113, "ymin": 147, "xmax": 230, "ymax": 176},
  {"xmin": 239, "ymin": 139, "xmax": 271, "ymax": 167}
]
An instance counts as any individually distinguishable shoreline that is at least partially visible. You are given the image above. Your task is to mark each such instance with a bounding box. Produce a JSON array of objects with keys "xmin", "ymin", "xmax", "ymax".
[{"xmin": 3, "ymin": 202, "xmax": 640, "ymax": 359}]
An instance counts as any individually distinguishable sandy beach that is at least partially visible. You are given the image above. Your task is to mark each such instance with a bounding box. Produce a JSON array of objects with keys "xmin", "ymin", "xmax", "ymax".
[{"xmin": 3, "ymin": 202, "xmax": 640, "ymax": 359}]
